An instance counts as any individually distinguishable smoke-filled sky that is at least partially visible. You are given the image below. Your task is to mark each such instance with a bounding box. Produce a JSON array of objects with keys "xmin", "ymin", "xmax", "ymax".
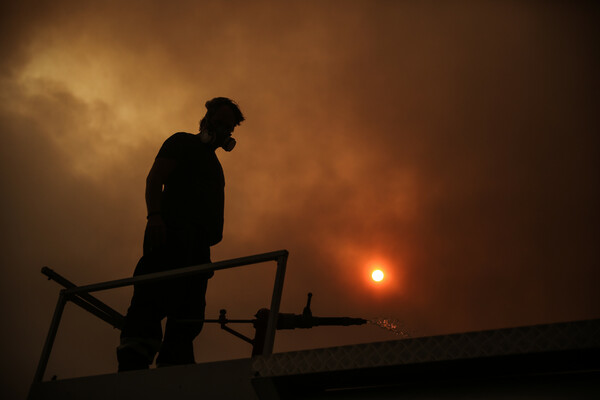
[{"xmin": 1, "ymin": 0, "xmax": 599, "ymax": 398}]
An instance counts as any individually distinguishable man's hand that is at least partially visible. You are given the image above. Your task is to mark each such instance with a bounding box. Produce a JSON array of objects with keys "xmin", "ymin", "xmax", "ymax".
[{"xmin": 145, "ymin": 214, "xmax": 167, "ymax": 250}]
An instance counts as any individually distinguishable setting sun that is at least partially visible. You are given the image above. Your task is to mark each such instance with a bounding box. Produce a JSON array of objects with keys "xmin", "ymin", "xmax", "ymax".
[{"xmin": 371, "ymin": 269, "xmax": 384, "ymax": 282}]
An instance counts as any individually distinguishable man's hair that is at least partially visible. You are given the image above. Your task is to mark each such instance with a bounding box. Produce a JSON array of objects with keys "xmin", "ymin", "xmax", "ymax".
[{"xmin": 201, "ymin": 97, "xmax": 245, "ymax": 128}]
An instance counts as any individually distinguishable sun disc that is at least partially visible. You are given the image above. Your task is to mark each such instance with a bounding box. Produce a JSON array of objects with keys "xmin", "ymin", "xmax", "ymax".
[{"xmin": 372, "ymin": 269, "xmax": 384, "ymax": 282}]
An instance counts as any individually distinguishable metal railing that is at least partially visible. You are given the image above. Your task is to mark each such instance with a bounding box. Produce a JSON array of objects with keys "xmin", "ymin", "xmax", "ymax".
[{"xmin": 33, "ymin": 249, "xmax": 289, "ymax": 383}]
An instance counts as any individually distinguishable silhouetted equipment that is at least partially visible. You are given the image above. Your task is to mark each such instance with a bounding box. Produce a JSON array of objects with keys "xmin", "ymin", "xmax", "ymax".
[
  {"xmin": 197, "ymin": 292, "xmax": 368, "ymax": 356},
  {"xmin": 253, "ymin": 292, "xmax": 367, "ymax": 355},
  {"xmin": 33, "ymin": 250, "xmax": 291, "ymax": 386},
  {"xmin": 33, "ymin": 249, "xmax": 372, "ymax": 400},
  {"xmin": 40, "ymin": 266, "xmax": 366, "ymax": 363},
  {"xmin": 276, "ymin": 292, "xmax": 368, "ymax": 329}
]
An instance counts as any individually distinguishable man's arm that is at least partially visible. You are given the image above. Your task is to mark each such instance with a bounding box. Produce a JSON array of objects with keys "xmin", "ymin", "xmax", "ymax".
[
  {"xmin": 145, "ymin": 157, "xmax": 176, "ymax": 249},
  {"xmin": 146, "ymin": 157, "xmax": 176, "ymax": 215}
]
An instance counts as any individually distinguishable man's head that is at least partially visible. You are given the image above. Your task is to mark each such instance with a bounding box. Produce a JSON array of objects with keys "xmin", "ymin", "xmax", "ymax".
[{"xmin": 199, "ymin": 97, "xmax": 245, "ymax": 151}]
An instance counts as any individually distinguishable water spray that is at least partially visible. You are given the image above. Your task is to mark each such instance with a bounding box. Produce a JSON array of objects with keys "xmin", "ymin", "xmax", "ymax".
[{"xmin": 368, "ymin": 317, "xmax": 412, "ymax": 338}]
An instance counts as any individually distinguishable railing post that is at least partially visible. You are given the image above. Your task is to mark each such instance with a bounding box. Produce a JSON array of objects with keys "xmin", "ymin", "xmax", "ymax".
[
  {"xmin": 262, "ymin": 252, "xmax": 288, "ymax": 356},
  {"xmin": 32, "ymin": 291, "xmax": 68, "ymax": 383}
]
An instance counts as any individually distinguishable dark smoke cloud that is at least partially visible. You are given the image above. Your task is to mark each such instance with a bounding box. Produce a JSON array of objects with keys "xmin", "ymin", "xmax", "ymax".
[{"xmin": 1, "ymin": 1, "xmax": 599, "ymax": 398}]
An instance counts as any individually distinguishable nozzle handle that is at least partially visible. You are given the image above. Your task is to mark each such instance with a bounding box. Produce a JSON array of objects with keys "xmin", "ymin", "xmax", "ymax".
[{"xmin": 303, "ymin": 292, "xmax": 313, "ymax": 318}]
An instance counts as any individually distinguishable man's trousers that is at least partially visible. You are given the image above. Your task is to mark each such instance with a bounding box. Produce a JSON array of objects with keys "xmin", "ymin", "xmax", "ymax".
[{"xmin": 117, "ymin": 226, "xmax": 212, "ymax": 371}]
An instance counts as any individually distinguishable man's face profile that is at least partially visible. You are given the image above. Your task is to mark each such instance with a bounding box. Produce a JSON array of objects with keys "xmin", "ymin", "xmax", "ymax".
[
  {"xmin": 204, "ymin": 105, "xmax": 238, "ymax": 151},
  {"xmin": 209, "ymin": 106, "xmax": 237, "ymax": 136}
]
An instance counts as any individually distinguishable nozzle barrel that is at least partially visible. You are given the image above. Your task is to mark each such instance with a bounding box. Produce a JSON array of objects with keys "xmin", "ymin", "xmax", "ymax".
[
  {"xmin": 252, "ymin": 307, "xmax": 368, "ymax": 356},
  {"xmin": 276, "ymin": 313, "xmax": 367, "ymax": 329}
]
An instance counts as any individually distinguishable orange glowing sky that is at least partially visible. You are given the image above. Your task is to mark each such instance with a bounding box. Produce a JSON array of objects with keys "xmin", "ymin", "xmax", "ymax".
[{"xmin": 1, "ymin": 1, "xmax": 599, "ymax": 397}]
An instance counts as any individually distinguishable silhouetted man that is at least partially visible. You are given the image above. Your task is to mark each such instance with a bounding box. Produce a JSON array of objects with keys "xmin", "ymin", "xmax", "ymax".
[{"xmin": 117, "ymin": 97, "xmax": 245, "ymax": 371}]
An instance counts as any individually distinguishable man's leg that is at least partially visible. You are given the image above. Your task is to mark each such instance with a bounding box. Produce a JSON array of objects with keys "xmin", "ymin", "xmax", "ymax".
[
  {"xmin": 155, "ymin": 276, "xmax": 209, "ymax": 366},
  {"xmin": 154, "ymin": 226, "xmax": 211, "ymax": 367},
  {"xmin": 117, "ymin": 256, "xmax": 165, "ymax": 372}
]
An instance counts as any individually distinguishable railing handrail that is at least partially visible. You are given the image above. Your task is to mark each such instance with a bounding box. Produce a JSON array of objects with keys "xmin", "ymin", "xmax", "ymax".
[
  {"xmin": 64, "ymin": 249, "xmax": 289, "ymax": 295},
  {"xmin": 32, "ymin": 249, "xmax": 289, "ymax": 386}
]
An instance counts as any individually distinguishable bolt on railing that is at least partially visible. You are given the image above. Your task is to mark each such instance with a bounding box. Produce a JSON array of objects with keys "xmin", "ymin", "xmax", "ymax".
[{"xmin": 33, "ymin": 249, "xmax": 289, "ymax": 384}]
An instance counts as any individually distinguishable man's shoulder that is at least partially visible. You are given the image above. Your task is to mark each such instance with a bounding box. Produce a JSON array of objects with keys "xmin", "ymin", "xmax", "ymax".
[
  {"xmin": 157, "ymin": 132, "xmax": 197, "ymax": 159},
  {"xmin": 162, "ymin": 132, "xmax": 200, "ymax": 147},
  {"xmin": 166, "ymin": 131, "xmax": 195, "ymax": 141}
]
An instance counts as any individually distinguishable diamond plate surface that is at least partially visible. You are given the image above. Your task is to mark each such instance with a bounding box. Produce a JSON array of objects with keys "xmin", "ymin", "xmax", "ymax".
[{"xmin": 252, "ymin": 319, "xmax": 600, "ymax": 377}]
